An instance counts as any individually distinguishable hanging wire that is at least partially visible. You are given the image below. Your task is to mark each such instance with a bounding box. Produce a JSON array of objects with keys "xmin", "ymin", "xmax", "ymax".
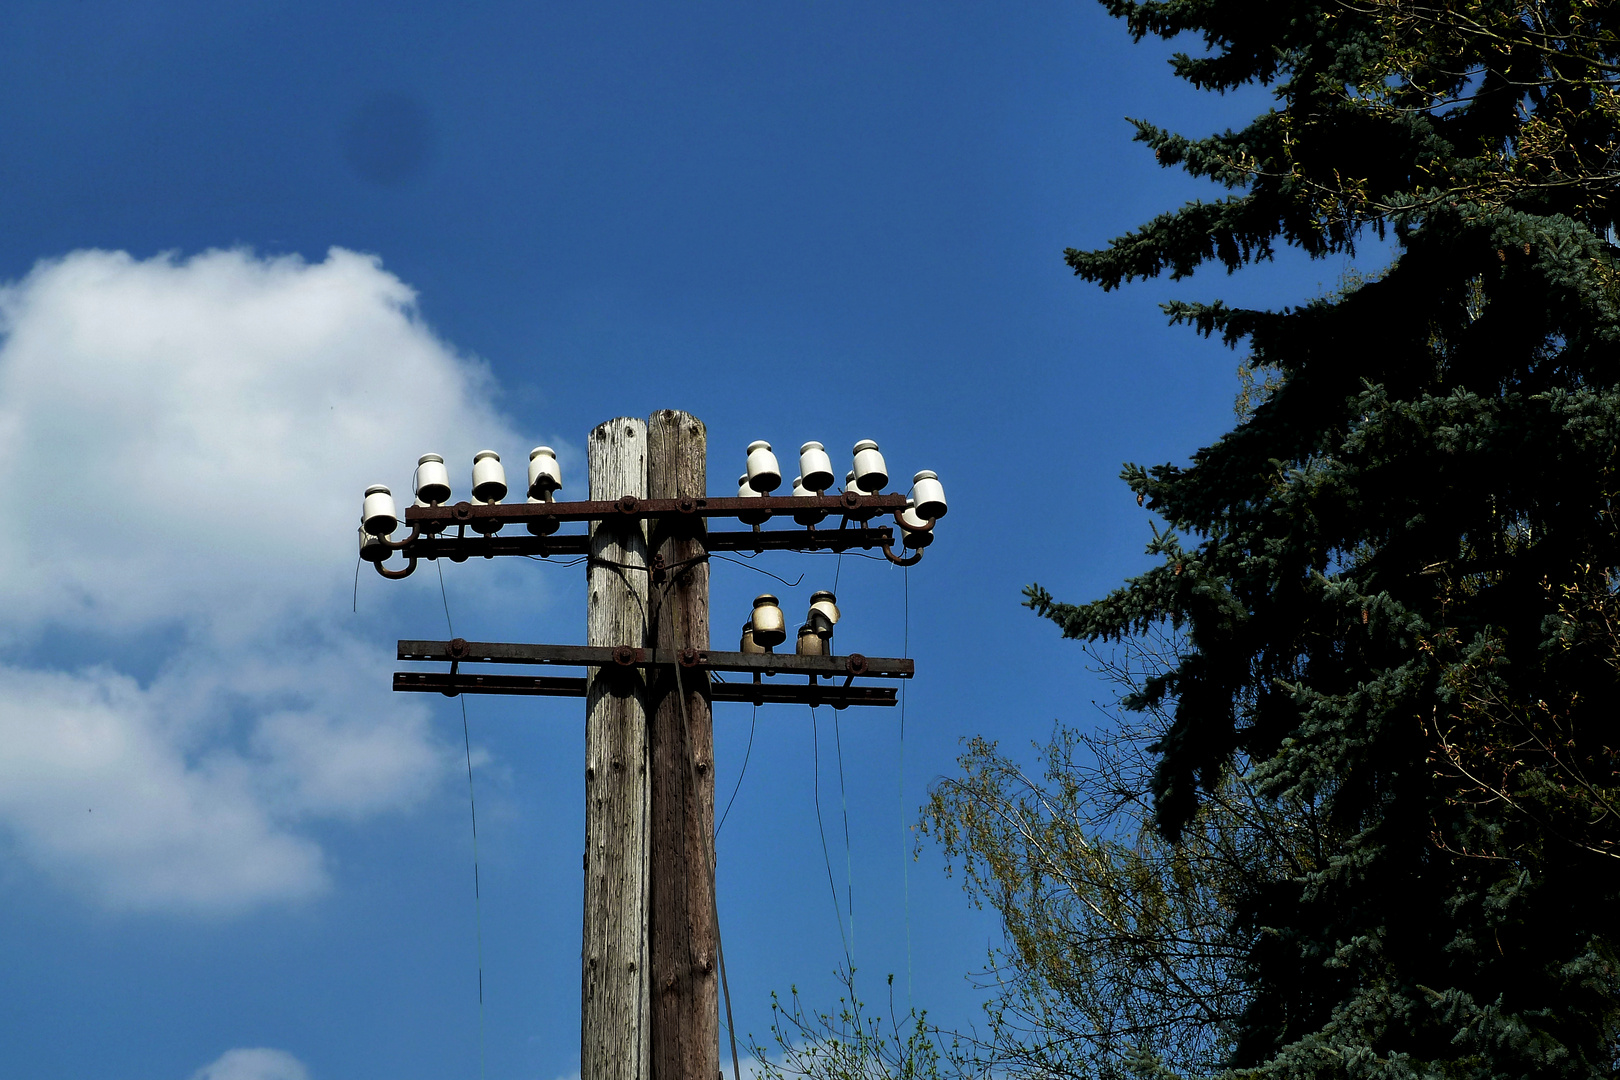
[
  {"xmin": 662, "ymin": 585, "xmax": 743, "ymax": 1080},
  {"xmin": 834, "ymin": 709, "xmax": 855, "ymax": 974},
  {"xmin": 901, "ymin": 563, "xmax": 913, "ymax": 1005},
  {"xmin": 437, "ymin": 560, "xmax": 456, "ymax": 638},
  {"xmin": 438, "ymin": 561, "xmax": 484, "ymax": 1080},
  {"xmin": 811, "ymin": 707, "xmax": 854, "ymax": 971},
  {"xmin": 461, "ymin": 694, "xmax": 487, "ymax": 1080},
  {"xmin": 520, "ymin": 554, "xmax": 589, "ymax": 567},
  {"xmin": 707, "ymin": 553, "xmax": 804, "ymax": 588},
  {"xmin": 353, "ymin": 555, "xmax": 362, "ymax": 613},
  {"xmin": 717, "ymin": 703, "xmax": 757, "ymax": 835},
  {"xmin": 727, "ymin": 546, "xmax": 887, "ymax": 564}
]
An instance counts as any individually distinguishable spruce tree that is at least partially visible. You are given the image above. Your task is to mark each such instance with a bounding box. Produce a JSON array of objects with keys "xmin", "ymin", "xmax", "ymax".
[{"xmin": 1022, "ymin": 2, "xmax": 1620, "ymax": 1075}]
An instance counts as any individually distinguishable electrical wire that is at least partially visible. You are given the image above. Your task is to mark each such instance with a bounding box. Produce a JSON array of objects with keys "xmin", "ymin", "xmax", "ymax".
[
  {"xmin": 438, "ymin": 561, "xmax": 484, "ymax": 1080},
  {"xmin": 716, "ymin": 704, "xmax": 756, "ymax": 835},
  {"xmin": 437, "ymin": 561, "xmax": 456, "ymax": 638},
  {"xmin": 901, "ymin": 563, "xmax": 913, "ymax": 1006},
  {"xmin": 706, "ymin": 553, "xmax": 804, "ymax": 588},
  {"xmin": 353, "ymin": 555, "xmax": 362, "ymax": 613},
  {"xmin": 726, "ymin": 546, "xmax": 888, "ymax": 563},
  {"xmin": 662, "ymin": 586, "xmax": 743, "ymax": 1080},
  {"xmin": 834, "ymin": 709, "xmax": 855, "ymax": 975},
  {"xmin": 461, "ymin": 694, "xmax": 487, "ymax": 1080},
  {"xmin": 811, "ymin": 708, "xmax": 854, "ymax": 972},
  {"xmin": 520, "ymin": 554, "xmax": 589, "ymax": 567}
]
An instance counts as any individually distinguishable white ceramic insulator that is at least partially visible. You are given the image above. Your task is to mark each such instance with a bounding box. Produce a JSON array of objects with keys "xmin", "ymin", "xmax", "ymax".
[
  {"xmin": 912, "ymin": 470, "xmax": 948, "ymax": 519},
  {"xmin": 791, "ymin": 475, "xmax": 826, "ymax": 525},
  {"xmin": 527, "ymin": 446, "xmax": 562, "ymax": 497},
  {"xmin": 796, "ymin": 625, "xmax": 828, "ymax": 656},
  {"xmin": 745, "ymin": 440, "xmax": 782, "ymax": 493},
  {"xmin": 414, "ymin": 454, "xmax": 451, "ymax": 505},
  {"xmin": 359, "ymin": 525, "xmax": 389, "ymax": 562},
  {"xmin": 809, "ymin": 591, "xmax": 841, "ymax": 627},
  {"xmin": 526, "ymin": 494, "xmax": 561, "ymax": 536},
  {"xmin": 471, "ymin": 450, "xmax": 507, "ymax": 503},
  {"xmin": 852, "ymin": 440, "xmax": 888, "ymax": 493},
  {"xmin": 738, "ymin": 473, "xmax": 771, "ymax": 524},
  {"xmin": 751, "ymin": 593, "xmax": 787, "ymax": 646},
  {"xmin": 798, "ymin": 441, "xmax": 835, "ymax": 493},
  {"xmin": 901, "ymin": 497, "xmax": 935, "ymax": 549},
  {"xmin": 740, "ymin": 622, "xmax": 766, "ymax": 655},
  {"xmin": 362, "ymin": 484, "xmax": 398, "ymax": 537}
]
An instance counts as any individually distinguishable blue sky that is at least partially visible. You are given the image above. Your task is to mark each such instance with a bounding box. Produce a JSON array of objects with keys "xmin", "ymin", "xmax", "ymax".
[{"xmin": 0, "ymin": 4, "xmax": 1350, "ymax": 1079}]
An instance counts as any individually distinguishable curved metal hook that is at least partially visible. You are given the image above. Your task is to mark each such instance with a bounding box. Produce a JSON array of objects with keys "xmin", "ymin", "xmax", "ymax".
[
  {"xmin": 374, "ymin": 556, "xmax": 419, "ymax": 580},
  {"xmin": 882, "ymin": 543, "xmax": 922, "ymax": 567},
  {"xmin": 893, "ymin": 510, "xmax": 935, "ymax": 536},
  {"xmin": 382, "ymin": 524, "xmax": 422, "ymax": 551}
]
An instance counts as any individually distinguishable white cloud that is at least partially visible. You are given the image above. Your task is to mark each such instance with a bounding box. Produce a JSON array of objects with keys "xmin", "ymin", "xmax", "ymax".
[
  {"xmin": 191, "ymin": 1047, "xmax": 311, "ymax": 1080},
  {"xmin": 0, "ymin": 247, "xmax": 530, "ymax": 912}
]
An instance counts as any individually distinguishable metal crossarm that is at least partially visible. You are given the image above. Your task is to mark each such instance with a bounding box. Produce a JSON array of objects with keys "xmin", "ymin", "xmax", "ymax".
[
  {"xmin": 397, "ymin": 639, "xmax": 913, "ymax": 678},
  {"xmin": 402, "ymin": 491, "xmax": 908, "ymax": 528},
  {"xmin": 392, "ymin": 524, "xmax": 899, "ymax": 563},
  {"xmin": 392, "ymin": 671, "xmax": 899, "ymax": 707},
  {"xmin": 393, "ymin": 639, "xmax": 912, "ymax": 708}
]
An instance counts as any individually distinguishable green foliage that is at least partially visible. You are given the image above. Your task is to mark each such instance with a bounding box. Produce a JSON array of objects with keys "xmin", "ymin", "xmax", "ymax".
[
  {"xmin": 1010, "ymin": 1, "xmax": 1620, "ymax": 1076},
  {"xmin": 922, "ymin": 632, "xmax": 1322, "ymax": 1080},
  {"xmin": 749, "ymin": 969, "xmax": 954, "ymax": 1080}
]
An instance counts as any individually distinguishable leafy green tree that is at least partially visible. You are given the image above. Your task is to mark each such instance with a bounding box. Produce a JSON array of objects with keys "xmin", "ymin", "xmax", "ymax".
[
  {"xmin": 923, "ymin": 632, "xmax": 1320, "ymax": 1080},
  {"xmin": 750, "ymin": 968, "xmax": 951, "ymax": 1080},
  {"xmin": 1007, "ymin": 0, "xmax": 1620, "ymax": 1076}
]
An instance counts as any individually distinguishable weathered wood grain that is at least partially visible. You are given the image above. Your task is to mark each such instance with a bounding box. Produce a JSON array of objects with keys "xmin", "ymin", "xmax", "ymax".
[
  {"xmin": 583, "ymin": 417, "xmax": 651, "ymax": 1080},
  {"xmin": 646, "ymin": 410, "xmax": 718, "ymax": 1080}
]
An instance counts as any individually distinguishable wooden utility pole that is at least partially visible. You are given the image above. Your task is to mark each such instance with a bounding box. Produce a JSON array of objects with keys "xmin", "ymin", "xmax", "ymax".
[
  {"xmin": 646, "ymin": 410, "xmax": 718, "ymax": 1080},
  {"xmin": 374, "ymin": 411, "xmax": 932, "ymax": 1080},
  {"xmin": 582, "ymin": 417, "xmax": 651, "ymax": 1080}
]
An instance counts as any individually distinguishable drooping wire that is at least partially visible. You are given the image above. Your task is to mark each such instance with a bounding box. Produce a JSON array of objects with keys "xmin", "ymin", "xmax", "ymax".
[
  {"xmin": 437, "ymin": 560, "xmax": 456, "ymax": 638},
  {"xmin": 707, "ymin": 554, "xmax": 804, "ymax": 588},
  {"xmin": 811, "ymin": 707, "xmax": 854, "ymax": 972},
  {"xmin": 438, "ymin": 561, "xmax": 484, "ymax": 1080},
  {"xmin": 520, "ymin": 554, "xmax": 589, "ymax": 567},
  {"xmin": 461, "ymin": 693, "xmax": 487, "ymax": 1080},
  {"xmin": 353, "ymin": 555, "xmax": 362, "ymax": 613},
  {"xmin": 833, "ymin": 709, "xmax": 855, "ymax": 974},
  {"xmin": 717, "ymin": 703, "xmax": 757, "ymax": 835},
  {"xmin": 724, "ymin": 546, "xmax": 887, "ymax": 564},
  {"xmin": 662, "ymin": 587, "xmax": 742, "ymax": 1080},
  {"xmin": 900, "ymin": 563, "xmax": 913, "ymax": 1006}
]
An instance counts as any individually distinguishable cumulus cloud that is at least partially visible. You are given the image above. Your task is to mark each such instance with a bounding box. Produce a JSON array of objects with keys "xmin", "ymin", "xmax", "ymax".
[
  {"xmin": 0, "ymin": 247, "xmax": 528, "ymax": 912},
  {"xmin": 191, "ymin": 1047, "xmax": 311, "ymax": 1080}
]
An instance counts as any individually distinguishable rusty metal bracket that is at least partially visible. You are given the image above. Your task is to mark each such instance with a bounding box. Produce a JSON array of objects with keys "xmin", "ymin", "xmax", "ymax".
[
  {"xmin": 398, "ymin": 639, "xmax": 913, "ymax": 678},
  {"xmin": 393, "ymin": 670, "xmax": 899, "ymax": 707},
  {"xmin": 404, "ymin": 492, "xmax": 908, "ymax": 529},
  {"xmin": 881, "ymin": 543, "xmax": 923, "ymax": 567}
]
